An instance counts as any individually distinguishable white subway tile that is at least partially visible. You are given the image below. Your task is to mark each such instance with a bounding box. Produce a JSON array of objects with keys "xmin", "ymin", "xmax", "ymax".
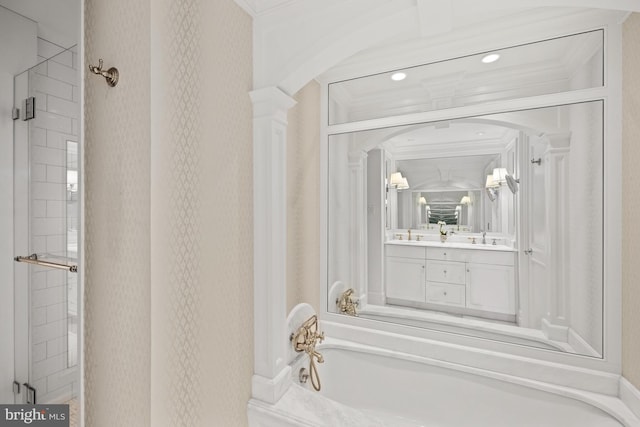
[
  {"xmin": 46, "ymin": 165, "xmax": 66, "ymax": 184},
  {"xmin": 33, "ymin": 60, "xmax": 47, "ymax": 76},
  {"xmin": 47, "ymin": 303, "xmax": 66, "ymax": 323},
  {"xmin": 32, "ymin": 353, "xmax": 64, "ymax": 380},
  {"xmin": 32, "ymin": 319, "xmax": 65, "ymax": 347},
  {"xmin": 32, "ymin": 286, "xmax": 64, "ymax": 309},
  {"xmin": 32, "ymin": 181, "xmax": 65, "ymax": 201},
  {"xmin": 32, "ymin": 307, "xmax": 47, "ymax": 326},
  {"xmin": 46, "ymin": 270, "xmax": 66, "ymax": 288},
  {"xmin": 35, "ymin": 91, "xmax": 47, "ymax": 111},
  {"xmin": 47, "ymin": 368, "xmax": 76, "ymax": 393},
  {"xmin": 31, "ymin": 236, "xmax": 46, "ymax": 254},
  {"xmin": 46, "ymin": 235, "xmax": 64, "ymax": 253},
  {"xmin": 49, "ymin": 50, "xmax": 73, "ymax": 68},
  {"xmin": 46, "ymin": 200, "xmax": 65, "ymax": 218},
  {"xmin": 47, "ymin": 336, "xmax": 65, "ymax": 358},
  {"xmin": 37, "ymin": 39, "xmax": 65, "ymax": 61},
  {"xmin": 31, "ymin": 217, "xmax": 65, "ymax": 236},
  {"xmin": 71, "ymin": 118, "xmax": 78, "ymax": 136},
  {"xmin": 33, "ymin": 74, "xmax": 73, "ymax": 101},
  {"xmin": 47, "ymin": 95, "xmax": 78, "ymax": 119},
  {"xmin": 32, "ymin": 111, "xmax": 72, "ymax": 134},
  {"xmin": 31, "ymin": 272, "xmax": 47, "ymax": 290},
  {"xmin": 32, "ymin": 200, "xmax": 46, "ymax": 219},
  {"xmin": 32, "ymin": 127, "xmax": 46, "ymax": 147},
  {"xmin": 47, "ymin": 61, "xmax": 78, "ymax": 86},
  {"xmin": 31, "ymin": 164, "xmax": 46, "ymax": 182},
  {"xmin": 33, "ymin": 342, "xmax": 47, "ymax": 363},
  {"xmin": 46, "ymin": 130, "xmax": 74, "ymax": 150},
  {"xmin": 32, "ymin": 145, "xmax": 66, "ymax": 167},
  {"xmin": 72, "ymin": 85, "xmax": 79, "ymax": 103}
]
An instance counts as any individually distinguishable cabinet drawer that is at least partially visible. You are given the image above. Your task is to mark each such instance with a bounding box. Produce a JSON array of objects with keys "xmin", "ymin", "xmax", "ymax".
[
  {"xmin": 426, "ymin": 247, "xmax": 465, "ymax": 262},
  {"xmin": 426, "ymin": 282, "xmax": 465, "ymax": 306},
  {"xmin": 426, "ymin": 247, "xmax": 515, "ymax": 266},
  {"xmin": 386, "ymin": 244, "xmax": 426, "ymax": 259},
  {"xmin": 426, "ymin": 260, "xmax": 466, "ymax": 285}
]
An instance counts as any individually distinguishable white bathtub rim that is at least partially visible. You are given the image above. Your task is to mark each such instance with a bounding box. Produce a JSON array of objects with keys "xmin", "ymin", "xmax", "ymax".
[
  {"xmin": 621, "ymin": 377, "xmax": 640, "ymax": 420},
  {"xmin": 321, "ymin": 318, "xmax": 621, "ymax": 394},
  {"xmin": 311, "ymin": 338, "xmax": 640, "ymax": 427}
]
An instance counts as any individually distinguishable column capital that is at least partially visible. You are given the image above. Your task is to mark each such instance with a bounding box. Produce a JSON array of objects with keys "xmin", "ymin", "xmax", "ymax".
[{"xmin": 250, "ymin": 86, "xmax": 297, "ymax": 122}]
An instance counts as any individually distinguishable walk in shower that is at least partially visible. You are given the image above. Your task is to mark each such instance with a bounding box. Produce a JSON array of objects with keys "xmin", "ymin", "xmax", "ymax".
[{"xmin": 13, "ymin": 45, "xmax": 80, "ymax": 413}]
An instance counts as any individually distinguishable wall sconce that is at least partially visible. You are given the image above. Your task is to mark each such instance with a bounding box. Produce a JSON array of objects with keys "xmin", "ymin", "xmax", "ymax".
[
  {"xmin": 418, "ymin": 196, "xmax": 427, "ymax": 205},
  {"xmin": 486, "ymin": 174, "xmax": 499, "ymax": 189},
  {"xmin": 390, "ymin": 172, "xmax": 404, "ymax": 187},
  {"xmin": 460, "ymin": 196, "xmax": 471, "ymax": 205},
  {"xmin": 492, "ymin": 168, "xmax": 508, "ymax": 186},
  {"xmin": 389, "ymin": 172, "xmax": 410, "ymax": 190}
]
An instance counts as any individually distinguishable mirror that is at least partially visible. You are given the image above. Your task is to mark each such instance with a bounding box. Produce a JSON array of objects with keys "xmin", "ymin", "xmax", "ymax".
[{"xmin": 327, "ymin": 100, "xmax": 604, "ymax": 357}]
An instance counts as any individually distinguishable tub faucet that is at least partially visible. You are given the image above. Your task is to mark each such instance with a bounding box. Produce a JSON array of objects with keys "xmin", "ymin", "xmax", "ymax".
[
  {"xmin": 291, "ymin": 315, "xmax": 324, "ymax": 391},
  {"xmin": 482, "ymin": 231, "xmax": 487, "ymax": 245},
  {"xmin": 407, "ymin": 229, "xmax": 412, "ymax": 240},
  {"xmin": 336, "ymin": 288, "xmax": 358, "ymax": 316}
]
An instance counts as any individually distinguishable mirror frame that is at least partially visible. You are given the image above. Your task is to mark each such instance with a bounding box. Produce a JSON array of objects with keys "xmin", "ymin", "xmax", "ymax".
[{"xmin": 319, "ymin": 25, "xmax": 621, "ymax": 378}]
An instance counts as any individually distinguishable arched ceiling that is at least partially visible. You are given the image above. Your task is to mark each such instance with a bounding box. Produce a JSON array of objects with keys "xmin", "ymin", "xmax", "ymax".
[{"xmin": 240, "ymin": 0, "xmax": 639, "ymax": 95}]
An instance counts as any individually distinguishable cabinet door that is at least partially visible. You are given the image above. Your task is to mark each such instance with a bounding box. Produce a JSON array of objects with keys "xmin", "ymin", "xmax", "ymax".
[
  {"xmin": 466, "ymin": 263, "xmax": 515, "ymax": 314},
  {"xmin": 385, "ymin": 257, "xmax": 425, "ymax": 302}
]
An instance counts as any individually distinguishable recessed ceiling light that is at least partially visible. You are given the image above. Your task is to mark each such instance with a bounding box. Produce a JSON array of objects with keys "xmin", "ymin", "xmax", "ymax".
[
  {"xmin": 481, "ymin": 53, "xmax": 500, "ymax": 64},
  {"xmin": 391, "ymin": 72, "xmax": 407, "ymax": 81},
  {"xmin": 477, "ymin": 132, "xmax": 485, "ymax": 136}
]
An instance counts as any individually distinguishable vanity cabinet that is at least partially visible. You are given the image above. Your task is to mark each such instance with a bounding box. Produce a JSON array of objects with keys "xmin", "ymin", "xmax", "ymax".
[{"xmin": 385, "ymin": 243, "xmax": 516, "ymax": 317}]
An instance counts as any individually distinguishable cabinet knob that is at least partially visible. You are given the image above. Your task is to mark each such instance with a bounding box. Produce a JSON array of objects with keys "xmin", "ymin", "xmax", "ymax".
[
  {"xmin": 443, "ymin": 270, "xmax": 447, "ymax": 274},
  {"xmin": 443, "ymin": 252, "xmax": 447, "ymax": 256},
  {"xmin": 467, "ymin": 269, "xmax": 470, "ymax": 272},
  {"xmin": 444, "ymin": 291, "xmax": 448, "ymax": 296}
]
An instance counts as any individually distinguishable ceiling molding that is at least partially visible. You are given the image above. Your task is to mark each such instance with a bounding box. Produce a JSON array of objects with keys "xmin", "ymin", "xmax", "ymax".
[{"xmin": 233, "ymin": 0, "xmax": 297, "ymax": 17}]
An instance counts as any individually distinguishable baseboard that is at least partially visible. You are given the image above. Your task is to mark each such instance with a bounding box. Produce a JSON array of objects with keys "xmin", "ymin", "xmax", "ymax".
[{"xmin": 620, "ymin": 377, "xmax": 640, "ymax": 420}]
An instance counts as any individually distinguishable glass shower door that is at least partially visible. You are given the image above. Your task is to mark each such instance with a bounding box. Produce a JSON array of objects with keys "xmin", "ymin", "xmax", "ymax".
[{"xmin": 13, "ymin": 46, "xmax": 80, "ymax": 408}]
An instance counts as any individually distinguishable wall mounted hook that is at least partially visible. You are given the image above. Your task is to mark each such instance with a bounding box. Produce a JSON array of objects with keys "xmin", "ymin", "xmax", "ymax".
[{"xmin": 89, "ymin": 59, "xmax": 119, "ymax": 87}]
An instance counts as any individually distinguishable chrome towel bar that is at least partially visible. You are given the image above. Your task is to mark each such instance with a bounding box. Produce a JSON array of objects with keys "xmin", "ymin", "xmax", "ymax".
[{"xmin": 14, "ymin": 254, "xmax": 78, "ymax": 273}]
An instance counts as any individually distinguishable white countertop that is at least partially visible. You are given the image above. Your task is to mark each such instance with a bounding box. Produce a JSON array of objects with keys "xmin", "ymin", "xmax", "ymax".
[{"xmin": 385, "ymin": 239, "xmax": 516, "ymax": 252}]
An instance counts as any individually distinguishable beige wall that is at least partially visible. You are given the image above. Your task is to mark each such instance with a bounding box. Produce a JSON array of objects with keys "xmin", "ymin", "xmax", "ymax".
[
  {"xmin": 287, "ymin": 81, "xmax": 321, "ymax": 314},
  {"xmin": 85, "ymin": 0, "xmax": 253, "ymax": 425},
  {"xmin": 622, "ymin": 13, "xmax": 640, "ymax": 390},
  {"xmin": 84, "ymin": 0, "xmax": 151, "ymax": 425}
]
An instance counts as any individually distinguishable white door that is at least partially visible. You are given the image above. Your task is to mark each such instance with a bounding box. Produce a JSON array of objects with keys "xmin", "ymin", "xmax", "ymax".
[{"xmin": 525, "ymin": 136, "xmax": 549, "ymax": 329}]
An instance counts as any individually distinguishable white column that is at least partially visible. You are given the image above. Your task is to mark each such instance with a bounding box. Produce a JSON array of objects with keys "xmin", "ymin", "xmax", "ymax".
[
  {"xmin": 250, "ymin": 87, "xmax": 296, "ymax": 403},
  {"xmin": 348, "ymin": 151, "xmax": 368, "ymax": 299}
]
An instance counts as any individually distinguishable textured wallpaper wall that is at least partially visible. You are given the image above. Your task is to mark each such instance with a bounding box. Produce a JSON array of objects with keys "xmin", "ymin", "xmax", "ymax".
[
  {"xmin": 622, "ymin": 13, "xmax": 640, "ymax": 390},
  {"xmin": 287, "ymin": 81, "xmax": 321, "ymax": 314},
  {"xmin": 84, "ymin": 0, "xmax": 151, "ymax": 425},
  {"xmin": 150, "ymin": 0, "xmax": 253, "ymax": 426},
  {"xmin": 85, "ymin": 0, "xmax": 253, "ymax": 426}
]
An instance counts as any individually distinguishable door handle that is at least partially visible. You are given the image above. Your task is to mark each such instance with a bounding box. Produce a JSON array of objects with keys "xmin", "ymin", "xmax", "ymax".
[{"xmin": 524, "ymin": 248, "xmax": 533, "ymax": 255}]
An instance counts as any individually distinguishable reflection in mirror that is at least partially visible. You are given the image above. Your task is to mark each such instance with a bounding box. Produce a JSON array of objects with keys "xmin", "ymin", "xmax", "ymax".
[
  {"xmin": 327, "ymin": 101, "xmax": 603, "ymax": 357},
  {"xmin": 328, "ymin": 30, "xmax": 603, "ymax": 124}
]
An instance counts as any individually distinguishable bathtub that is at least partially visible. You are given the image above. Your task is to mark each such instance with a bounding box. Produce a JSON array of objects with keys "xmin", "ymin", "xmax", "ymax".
[{"xmin": 280, "ymin": 340, "xmax": 635, "ymax": 427}]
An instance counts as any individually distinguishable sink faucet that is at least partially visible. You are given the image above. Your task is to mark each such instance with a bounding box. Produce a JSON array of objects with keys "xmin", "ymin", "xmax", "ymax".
[
  {"xmin": 407, "ymin": 229, "xmax": 412, "ymax": 241},
  {"xmin": 482, "ymin": 231, "xmax": 487, "ymax": 245}
]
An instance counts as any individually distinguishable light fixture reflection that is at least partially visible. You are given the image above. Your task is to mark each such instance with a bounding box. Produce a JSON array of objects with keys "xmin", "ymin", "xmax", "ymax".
[
  {"xmin": 482, "ymin": 53, "xmax": 500, "ymax": 63},
  {"xmin": 391, "ymin": 72, "xmax": 407, "ymax": 81}
]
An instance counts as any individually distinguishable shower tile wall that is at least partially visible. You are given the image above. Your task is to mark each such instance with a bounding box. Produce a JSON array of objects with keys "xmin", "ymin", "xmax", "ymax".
[{"xmin": 29, "ymin": 39, "xmax": 79, "ymax": 403}]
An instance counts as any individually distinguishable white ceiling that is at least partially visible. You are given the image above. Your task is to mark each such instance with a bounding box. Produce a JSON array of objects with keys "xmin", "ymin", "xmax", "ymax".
[{"xmin": 0, "ymin": 0, "xmax": 78, "ymax": 48}]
